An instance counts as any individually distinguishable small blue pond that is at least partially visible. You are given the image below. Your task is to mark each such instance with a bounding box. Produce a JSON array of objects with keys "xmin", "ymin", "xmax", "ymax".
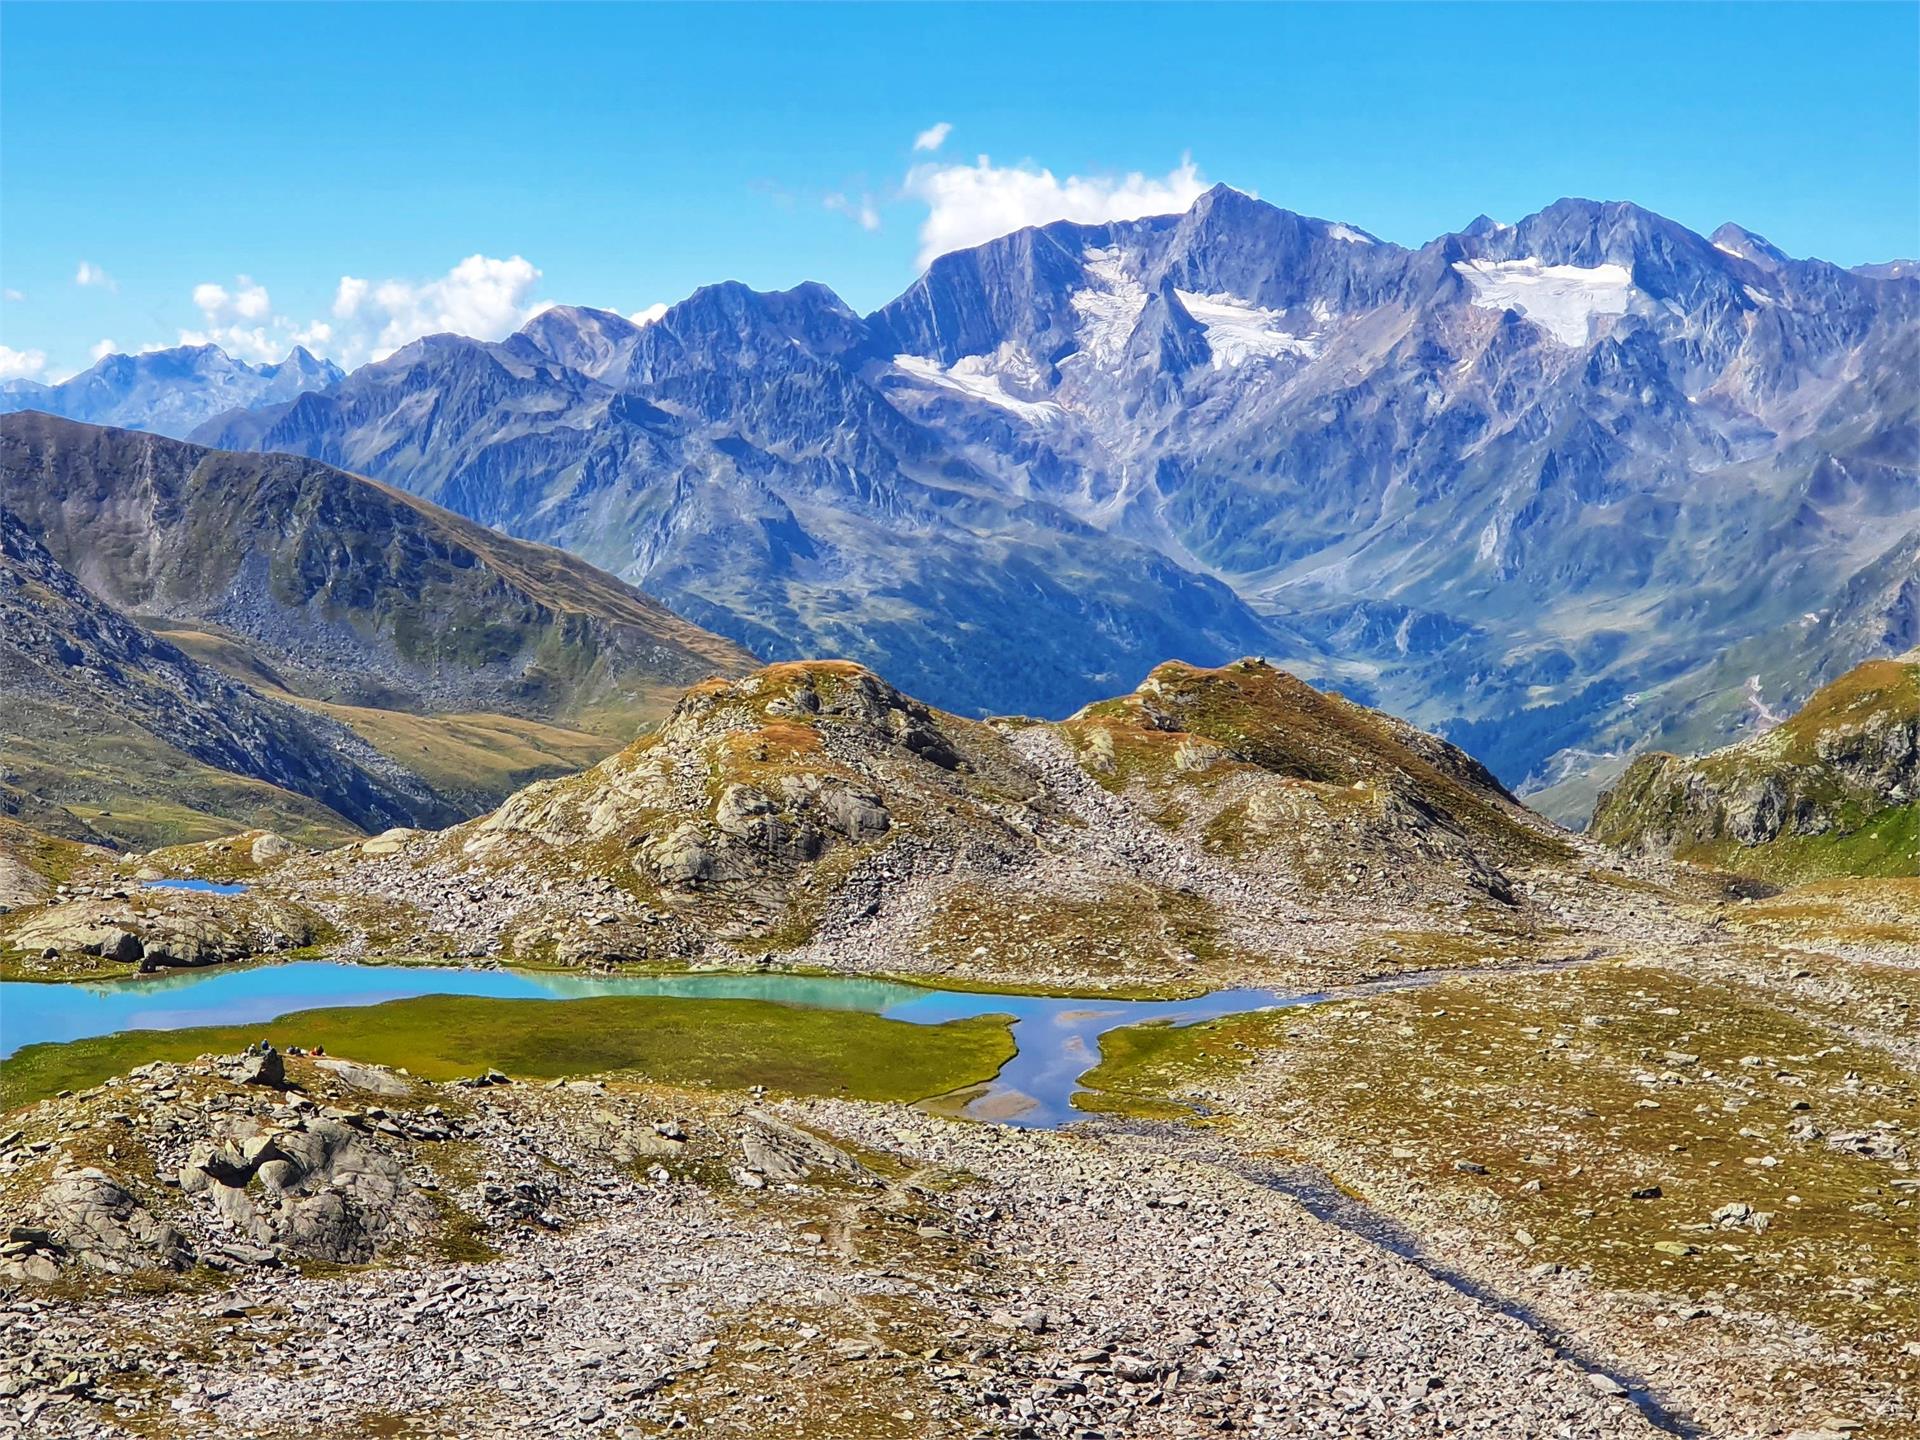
[
  {"xmin": 0, "ymin": 962, "xmax": 1303, "ymax": 1127},
  {"xmin": 143, "ymin": 879, "xmax": 248, "ymax": 895}
]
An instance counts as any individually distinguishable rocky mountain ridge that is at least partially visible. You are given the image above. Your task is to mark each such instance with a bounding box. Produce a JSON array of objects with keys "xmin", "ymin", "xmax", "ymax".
[
  {"xmin": 0, "ymin": 413, "xmax": 754, "ymax": 727},
  {"xmin": 0, "ymin": 414, "xmax": 757, "ymax": 845},
  {"xmin": 0, "ymin": 509, "xmax": 458, "ymax": 844}
]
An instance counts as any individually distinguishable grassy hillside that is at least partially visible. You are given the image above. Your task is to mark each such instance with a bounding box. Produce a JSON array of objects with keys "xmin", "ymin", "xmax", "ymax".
[
  {"xmin": 2, "ymin": 509, "xmax": 444, "ymax": 847},
  {"xmin": 0, "ymin": 412, "xmax": 754, "ymax": 730},
  {"xmin": 1591, "ymin": 654, "xmax": 1919, "ymax": 882},
  {"xmin": 0, "ymin": 414, "xmax": 760, "ymax": 845}
]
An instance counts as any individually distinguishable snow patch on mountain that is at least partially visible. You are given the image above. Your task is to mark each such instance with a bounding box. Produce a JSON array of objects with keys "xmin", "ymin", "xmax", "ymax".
[
  {"xmin": 893, "ymin": 353, "xmax": 1063, "ymax": 424},
  {"xmin": 1068, "ymin": 248, "xmax": 1148, "ymax": 368},
  {"xmin": 1325, "ymin": 224, "xmax": 1374, "ymax": 245},
  {"xmin": 1452, "ymin": 258, "xmax": 1633, "ymax": 346},
  {"xmin": 1174, "ymin": 290, "xmax": 1318, "ymax": 367}
]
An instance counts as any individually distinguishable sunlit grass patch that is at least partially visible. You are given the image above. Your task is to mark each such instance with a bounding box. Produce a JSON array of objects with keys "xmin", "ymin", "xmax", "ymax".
[{"xmin": 1, "ymin": 994, "xmax": 1015, "ymax": 1111}]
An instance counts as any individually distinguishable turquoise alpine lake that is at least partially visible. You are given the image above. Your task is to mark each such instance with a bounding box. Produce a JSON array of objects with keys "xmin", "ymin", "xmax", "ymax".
[
  {"xmin": 142, "ymin": 878, "xmax": 248, "ymax": 895},
  {"xmin": 0, "ymin": 962, "xmax": 1300, "ymax": 1126}
]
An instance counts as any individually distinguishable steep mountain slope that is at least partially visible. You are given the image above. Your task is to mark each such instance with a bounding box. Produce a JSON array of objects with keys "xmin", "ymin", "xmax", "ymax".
[
  {"xmin": 274, "ymin": 657, "xmax": 1658, "ymax": 990},
  {"xmin": 0, "ymin": 509, "xmax": 454, "ymax": 847},
  {"xmin": 1590, "ymin": 652, "xmax": 1919, "ymax": 881},
  {"xmin": 0, "ymin": 413, "xmax": 755, "ymax": 733},
  {"xmin": 190, "ymin": 191, "xmax": 1918, "ymax": 814},
  {"xmin": 0, "ymin": 345, "xmax": 342, "ymax": 438}
]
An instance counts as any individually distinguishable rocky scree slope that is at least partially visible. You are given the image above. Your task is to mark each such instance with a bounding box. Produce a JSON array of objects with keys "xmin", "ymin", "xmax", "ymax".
[
  {"xmin": 0, "ymin": 825, "xmax": 322, "ymax": 977},
  {"xmin": 0, "ymin": 412, "xmax": 755, "ymax": 728},
  {"xmin": 191, "ymin": 191, "xmax": 1920, "ymax": 813},
  {"xmin": 1590, "ymin": 652, "xmax": 1919, "ymax": 882},
  {"xmin": 0, "ymin": 1055, "xmax": 1674, "ymax": 1440},
  {"xmin": 293, "ymin": 658, "xmax": 1649, "ymax": 989},
  {"xmin": 0, "ymin": 508, "xmax": 457, "ymax": 847}
]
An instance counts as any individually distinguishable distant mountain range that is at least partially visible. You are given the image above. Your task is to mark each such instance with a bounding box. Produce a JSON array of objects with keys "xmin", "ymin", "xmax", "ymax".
[
  {"xmin": 0, "ymin": 413, "xmax": 754, "ymax": 847},
  {"xmin": 1, "ymin": 344, "xmax": 342, "ymax": 436},
  {"xmin": 16, "ymin": 189, "xmax": 1917, "ymax": 821}
]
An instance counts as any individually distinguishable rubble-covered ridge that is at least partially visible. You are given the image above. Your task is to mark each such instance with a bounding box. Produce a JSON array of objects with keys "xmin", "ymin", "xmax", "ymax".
[
  {"xmin": 257, "ymin": 657, "xmax": 1687, "ymax": 987},
  {"xmin": 1, "ymin": 1050, "xmax": 1674, "ymax": 1440},
  {"xmin": 1074, "ymin": 942, "xmax": 1920, "ymax": 1439},
  {"xmin": 1061, "ymin": 658, "xmax": 1570, "ymax": 899},
  {"xmin": 1592, "ymin": 652, "xmax": 1919, "ymax": 883},
  {"xmin": 3, "ymin": 890, "xmax": 315, "ymax": 977}
]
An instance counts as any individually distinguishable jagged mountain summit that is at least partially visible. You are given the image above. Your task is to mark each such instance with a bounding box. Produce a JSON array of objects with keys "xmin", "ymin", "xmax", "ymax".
[
  {"xmin": 0, "ymin": 343, "xmax": 342, "ymax": 438},
  {"xmin": 0, "ymin": 414, "xmax": 756, "ymax": 845},
  {"xmin": 1590, "ymin": 651, "xmax": 1918, "ymax": 882},
  {"xmin": 150, "ymin": 188, "xmax": 1920, "ymax": 817},
  {"xmin": 197, "ymin": 300, "xmax": 1280, "ymax": 724}
]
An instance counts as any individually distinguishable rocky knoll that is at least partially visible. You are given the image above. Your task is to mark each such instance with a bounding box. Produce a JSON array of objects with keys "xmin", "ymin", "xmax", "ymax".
[
  {"xmin": 279, "ymin": 657, "xmax": 1660, "ymax": 990},
  {"xmin": 3, "ymin": 887, "xmax": 315, "ymax": 975},
  {"xmin": 1058, "ymin": 658, "xmax": 1566, "ymax": 903},
  {"xmin": 1591, "ymin": 652, "xmax": 1918, "ymax": 881},
  {"xmin": 0, "ymin": 1050, "xmax": 867, "ymax": 1289}
]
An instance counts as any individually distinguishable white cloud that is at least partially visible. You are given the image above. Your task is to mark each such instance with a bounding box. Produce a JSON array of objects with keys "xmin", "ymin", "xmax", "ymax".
[
  {"xmin": 824, "ymin": 191, "xmax": 882, "ymax": 233},
  {"xmin": 193, "ymin": 275, "xmax": 273, "ymax": 324},
  {"xmin": 629, "ymin": 303, "xmax": 669, "ymax": 327},
  {"xmin": 912, "ymin": 121, "xmax": 953, "ymax": 153},
  {"xmin": 288, "ymin": 321, "xmax": 333, "ymax": 351},
  {"xmin": 177, "ymin": 275, "xmax": 285, "ymax": 360},
  {"xmin": 332, "ymin": 276, "xmax": 369, "ymax": 319},
  {"xmin": 75, "ymin": 253, "xmax": 550, "ymax": 375},
  {"xmin": 355, "ymin": 253, "xmax": 544, "ymax": 360},
  {"xmin": 90, "ymin": 339, "xmax": 117, "ymax": 362},
  {"xmin": 178, "ymin": 325, "xmax": 281, "ymax": 362},
  {"xmin": 74, "ymin": 260, "xmax": 116, "ymax": 291},
  {"xmin": 2, "ymin": 289, "xmax": 22, "ymax": 303},
  {"xmin": 904, "ymin": 154, "xmax": 1209, "ymax": 268},
  {"xmin": 0, "ymin": 345, "xmax": 47, "ymax": 380}
]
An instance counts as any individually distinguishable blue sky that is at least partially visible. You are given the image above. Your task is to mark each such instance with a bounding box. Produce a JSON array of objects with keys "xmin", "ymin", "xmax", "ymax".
[{"xmin": 3, "ymin": 1, "xmax": 1915, "ymax": 380}]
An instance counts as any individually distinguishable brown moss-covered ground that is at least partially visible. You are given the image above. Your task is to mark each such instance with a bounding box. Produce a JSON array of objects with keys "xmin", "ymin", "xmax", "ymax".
[{"xmin": 1081, "ymin": 947, "xmax": 1919, "ymax": 1435}]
